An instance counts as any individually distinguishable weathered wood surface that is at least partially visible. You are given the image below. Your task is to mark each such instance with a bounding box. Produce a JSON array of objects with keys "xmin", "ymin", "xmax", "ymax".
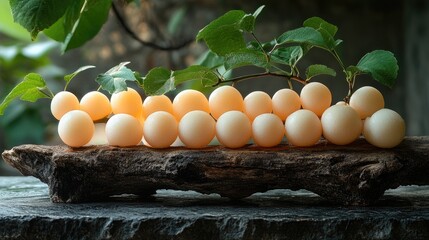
[{"xmin": 2, "ymin": 137, "xmax": 429, "ymax": 205}]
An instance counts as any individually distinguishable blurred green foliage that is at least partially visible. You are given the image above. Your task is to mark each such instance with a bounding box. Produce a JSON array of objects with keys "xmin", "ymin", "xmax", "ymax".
[{"xmin": 0, "ymin": 1, "xmax": 63, "ymax": 151}]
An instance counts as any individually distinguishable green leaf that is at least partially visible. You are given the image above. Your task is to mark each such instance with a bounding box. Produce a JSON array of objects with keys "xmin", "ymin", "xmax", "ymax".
[
  {"xmin": 201, "ymin": 24, "xmax": 247, "ymax": 56},
  {"xmin": 239, "ymin": 5, "xmax": 265, "ymax": 33},
  {"xmin": 224, "ymin": 49, "xmax": 268, "ymax": 71},
  {"xmin": 239, "ymin": 14, "xmax": 256, "ymax": 32},
  {"xmin": 9, "ymin": 0, "xmax": 73, "ymax": 39},
  {"xmin": 143, "ymin": 66, "xmax": 219, "ymax": 95},
  {"xmin": 64, "ymin": 65, "xmax": 95, "ymax": 89},
  {"xmin": 196, "ymin": 10, "xmax": 247, "ymax": 56},
  {"xmin": 196, "ymin": 10, "xmax": 245, "ymax": 41},
  {"xmin": 356, "ymin": 50, "xmax": 399, "ymax": 88},
  {"xmin": 134, "ymin": 71, "xmax": 144, "ymax": 87},
  {"xmin": 43, "ymin": 0, "xmax": 84, "ymax": 42},
  {"xmin": 305, "ymin": 64, "xmax": 336, "ymax": 80},
  {"xmin": 62, "ymin": 0, "xmax": 112, "ymax": 52},
  {"xmin": 96, "ymin": 62, "xmax": 137, "ymax": 94},
  {"xmin": 173, "ymin": 65, "xmax": 219, "ymax": 87},
  {"xmin": 277, "ymin": 27, "xmax": 327, "ymax": 48},
  {"xmin": 247, "ymin": 39, "xmax": 276, "ymax": 52},
  {"xmin": 252, "ymin": 5, "xmax": 265, "ymax": 18},
  {"xmin": 303, "ymin": 17, "xmax": 338, "ymax": 37},
  {"xmin": 271, "ymin": 46, "xmax": 303, "ymax": 66},
  {"xmin": 196, "ymin": 50, "xmax": 225, "ymax": 69},
  {"xmin": 345, "ymin": 65, "xmax": 361, "ymax": 79},
  {"xmin": 303, "ymin": 17, "xmax": 340, "ymax": 50},
  {"xmin": 0, "ymin": 73, "xmax": 49, "ymax": 115},
  {"xmin": 143, "ymin": 67, "xmax": 174, "ymax": 96}
]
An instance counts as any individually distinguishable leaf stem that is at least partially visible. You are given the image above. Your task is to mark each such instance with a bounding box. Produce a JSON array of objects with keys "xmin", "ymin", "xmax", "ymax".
[
  {"xmin": 111, "ymin": 2, "xmax": 193, "ymax": 51},
  {"xmin": 344, "ymin": 75, "xmax": 356, "ymax": 103},
  {"xmin": 331, "ymin": 50, "xmax": 345, "ymax": 71},
  {"xmin": 251, "ymin": 33, "xmax": 265, "ymax": 52},
  {"xmin": 213, "ymin": 71, "xmax": 306, "ymax": 87},
  {"xmin": 38, "ymin": 87, "xmax": 54, "ymax": 99}
]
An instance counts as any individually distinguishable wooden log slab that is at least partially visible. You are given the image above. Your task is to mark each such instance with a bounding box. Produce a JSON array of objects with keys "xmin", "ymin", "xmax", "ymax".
[{"xmin": 2, "ymin": 136, "xmax": 429, "ymax": 205}]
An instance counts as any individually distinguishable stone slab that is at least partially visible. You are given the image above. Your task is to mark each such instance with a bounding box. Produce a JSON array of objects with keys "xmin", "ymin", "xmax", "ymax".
[{"xmin": 0, "ymin": 177, "xmax": 429, "ymax": 239}]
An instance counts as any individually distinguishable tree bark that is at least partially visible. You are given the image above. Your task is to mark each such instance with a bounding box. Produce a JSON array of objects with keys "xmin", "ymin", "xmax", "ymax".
[{"xmin": 2, "ymin": 137, "xmax": 429, "ymax": 205}]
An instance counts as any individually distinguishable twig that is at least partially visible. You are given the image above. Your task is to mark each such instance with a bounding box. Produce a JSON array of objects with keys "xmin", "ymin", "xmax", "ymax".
[
  {"xmin": 213, "ymin": 72, "xmax": 306, "ymax": 87},
  {"xmin": 111, "ymin": 2, "xmax": 193, "ymax": 51}
]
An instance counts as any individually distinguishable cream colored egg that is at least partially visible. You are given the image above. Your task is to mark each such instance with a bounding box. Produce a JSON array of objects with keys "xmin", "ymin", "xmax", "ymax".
[
  {"xmin": 143, "ymin": 111, "xmax": 178, "ymax": 148},
  {"xmin": 105, "ymin": 114, "xmax": 143, "ymax": 147},
  {"xmin": 173, "ymin": 90, "xmax": 210, "ymax": 120},
  {"xmin": 179, "ymin": 110, "xmax": 216, "ymax": 148},
  {"xmin": 209, "ymin": 86, "xmax": 244, "ymax": 120},
  {"xmin": 285, "ymin": 109, "xmax": 322, "ymax": 147},
  {"xmin": 300, "ymin": 82, "xmax": 332, "ymax": 117},
  {"xmin": 252, "ymin": 113, "xmax": 284, "ymax": 147},
  {"xmin": 80, "ymin": 91, "xmax": 111, "ymax": 121},
  {"xmin": 51, "ymin": 91, "xmax": 80, "ymax": 120},
  {"xmin": 216, "ymin": 111, "xmax": 251, "ymax": 148},
  {"xmin": 350, "ymin": 86, "xmax": 385, "ymax": 119},
  {"xmin": 272, "ymin": 88, "xmax": 301, "ymax": 121},
  {"xmin": 321, "ymin": 105, "xmax": 362, "ymax": 145},
  {"xmin": 86, "ymin": 123, "xmax": 108, "ymax": 146},
  {"xmin": 143, "ymin": 95, "xmax": 173, "ymax": 118},
  {"xmin": 110, "ymin": 88, "xmax": 143, "ymax": 118},
  {"xmin": 363, "ymin": 108, "xmax": 405, "ymax": 148},
  {"xmin": 244, "ymin": 91, "xmax": 273, "ymax": 121},
  {"xmin": 58, "ymin": 110, "xmax": 94, "ymax": 147}
]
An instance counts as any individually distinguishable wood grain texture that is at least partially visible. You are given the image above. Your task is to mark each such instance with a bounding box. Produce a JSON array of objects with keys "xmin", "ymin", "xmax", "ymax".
[{"xmin": 2, "ymin": 137, "xmax": 429, "ymax": 205}]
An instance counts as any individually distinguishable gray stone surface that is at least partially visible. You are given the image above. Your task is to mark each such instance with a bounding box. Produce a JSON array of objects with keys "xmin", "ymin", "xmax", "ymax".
[{"xmin": 1, "ymin": 177, "xmax": 429, "ymax": 240}]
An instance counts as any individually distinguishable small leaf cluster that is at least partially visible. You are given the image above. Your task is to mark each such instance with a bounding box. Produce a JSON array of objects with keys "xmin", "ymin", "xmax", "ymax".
[
  {"xmin": 141, "ymin": 6, "xmax": 398, "ymax": 97},
  {"xmin": 1, "ymin": 5, "xmax": 399, "ymax": 116}
]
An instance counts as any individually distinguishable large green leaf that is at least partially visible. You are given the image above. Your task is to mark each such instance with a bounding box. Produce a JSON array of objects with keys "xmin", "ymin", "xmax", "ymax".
[
  {"xmin": 43, "ymin": 0, "xmax": 84, "ymax": 42},
  {"xmin": 63, "ymin": 0, "xmax": 112, "ymax": 52},
  {"xmin": 9, "ymin": 0, "xmax": 73, "ymax": 39},
  {"xmin": 305, "ymin": 64, "xmax": 336, "ymax": 80},
  {"xmin": 196, "ymin": 10, "xmax": 245, "ymax": 41},
  {"xmin": 224, "ymin": 48, "xmax": 268, "ymax": 71},
  {"xmin": 96, "ymin": 62, "xmax": 136, "ymax": 94},
  {"xmin": 43, "ymin": 0, "xmax": 111, "ymax": 52},
  {"xmin": 356, "ymin": 50, "xmax": 398, "ymax": 88},
  {"xmin": 277, "ymin": 27, "xmax": 327, "ymax": 49},
  {"xmin": 200, "ymin": 24, "xmax": 246, "ymax": 56},
  {"xmin": 143, "ymin": 67, "xmax": 174, "ymax": 96},
  {"xmin": 270, "ymin": 46, "xmax": 303, "ymax": 66},
  {"xmin": 303, "ymin": 17, "xmax": 338, "ymax": 37},
  {"xmin": 239, "ymin": 14, "xmax": 256, "ymax": 33},
  {"xmin": 196, "ymin": 10, "xmax": 246, "ymax": 56},
  {"xmin": 173, "ymin": 65, "xmax": 219, "ymax": 87},
  {"xmin": 0, "ymin": 73, "xmax": 49, "ymax": 115}
]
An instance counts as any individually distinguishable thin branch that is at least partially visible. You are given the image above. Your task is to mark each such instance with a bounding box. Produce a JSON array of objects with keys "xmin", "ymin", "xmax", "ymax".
[
  {"xmin": 213, "ymin": 72, "xmax": 306, "ymax": 87},
  {"xmin": 111, "ymin": 2, "xmax": 193, "ymax": 51}
]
